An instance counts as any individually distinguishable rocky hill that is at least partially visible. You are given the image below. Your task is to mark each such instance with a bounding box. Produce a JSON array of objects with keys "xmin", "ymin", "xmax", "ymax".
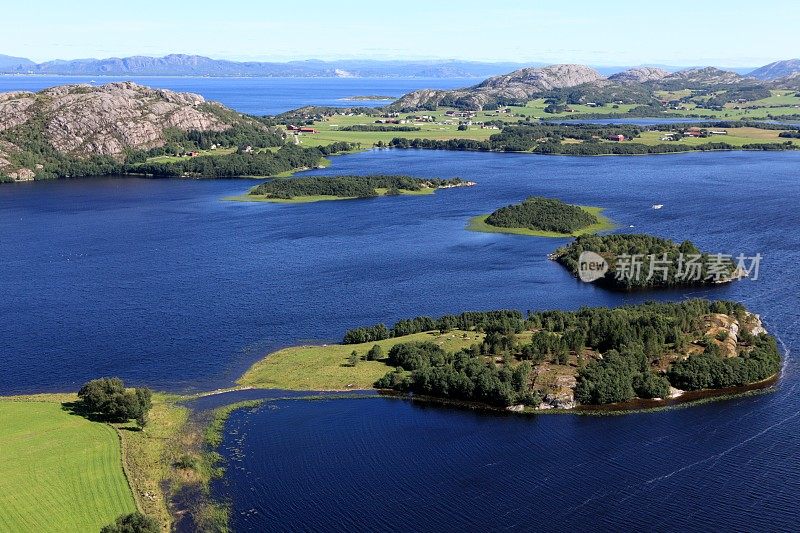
[
  {"xmin": 749, "ymin": 59, "xmax": 800, "ymax": 80},
  {"xmin": 391, "ymin": 64, "xmax": 605, "ymax": 110},
  {"xmin": 609, "ymin": 67, "xmax": 670, "ymax": 84},
  {"xmin": 0, "ymin": 82, "xmax": 268, "ymax": 181},
  {"xmin": 390, "ymin": 63, "xmax": 783, "ymax": 111},
  {"xmin": 652, "ymin": 67, "xmax": 752, "ymax": 90},
  {"xmin": 771, "ymin": 72, "xmax": 800, "ymax": 90}
]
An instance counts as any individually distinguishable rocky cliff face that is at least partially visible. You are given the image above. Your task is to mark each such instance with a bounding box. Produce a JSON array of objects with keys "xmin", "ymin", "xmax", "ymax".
[
  {"xmin": 391, "ymin": 64, "xmax": 605, "ymax": 110},
  {"xmin": 0, "ymin": 82, "xmax": 252, "ymax": 181}
]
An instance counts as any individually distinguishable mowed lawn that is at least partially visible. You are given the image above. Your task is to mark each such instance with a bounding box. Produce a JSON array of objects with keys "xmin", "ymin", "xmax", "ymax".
[{"xmin": 0, "ymin": 399, "xmax": 136, "ymax": 532}]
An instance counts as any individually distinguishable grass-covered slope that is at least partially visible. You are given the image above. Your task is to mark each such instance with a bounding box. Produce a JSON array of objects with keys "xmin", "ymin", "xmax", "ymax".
[
  {"xmin": 0, "ymin": 398, "xmax": 137, "ymax": 532},
  {"xmin": 238, "ymin": 330, "xmax": 484, "ymax": 390}
]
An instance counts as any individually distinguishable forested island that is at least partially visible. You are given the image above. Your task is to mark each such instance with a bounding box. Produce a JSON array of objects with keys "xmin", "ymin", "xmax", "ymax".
[
  {"xmin": 552, "ymin": 234, "xmax": 740, "ymax": 290},
  {"xmin": 238, "ymin": 175, "xmax": 472, "ymax": 203},
  {"xmin": 239, "ymin": 299, "xmax": 780, "ymax": 411},
  {"xmin": 469, "ymin": 196, "xmax": 613, "ymax": 237}
]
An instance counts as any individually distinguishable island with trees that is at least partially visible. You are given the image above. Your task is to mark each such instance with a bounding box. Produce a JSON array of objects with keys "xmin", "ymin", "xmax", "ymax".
[
  {"xmin": 552, "ymin": 234, "xmax": 741, "ymax": 290},
  {"xmin": 469, "ymin": 196, "xmax": 614, "ymax": 237},
  {"xmin": 239, "ymin": 299, "xmax": 780, "ymax": 411},
  {"xmin": 233, "ymin": 174, "xmax": 474, "ymax": 203}
]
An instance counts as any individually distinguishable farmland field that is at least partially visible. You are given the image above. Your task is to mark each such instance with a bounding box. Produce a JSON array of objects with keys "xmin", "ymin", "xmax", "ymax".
[{"xmin": 0, "ymin": 398, "xmax": 136, "ymax": 532}]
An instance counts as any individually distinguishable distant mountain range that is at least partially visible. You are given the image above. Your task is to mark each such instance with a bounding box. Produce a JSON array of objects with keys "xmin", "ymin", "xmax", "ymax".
[
  {"xmin": 2, "ymin": 53, "xmax": 798, "ymax": 79},
  {"xmin": 0, "ymin": 54, "xmax": 533, "ymax": 78}
]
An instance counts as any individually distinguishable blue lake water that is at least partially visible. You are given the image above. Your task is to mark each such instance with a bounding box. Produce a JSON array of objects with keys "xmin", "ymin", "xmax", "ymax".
[
  {"xmin": 0, "ymin": 76, "xmax": 474, "ymax": 115},
  {"xmin": 2, "ymin": 147, "xmax": 800, "ymax": 529}
]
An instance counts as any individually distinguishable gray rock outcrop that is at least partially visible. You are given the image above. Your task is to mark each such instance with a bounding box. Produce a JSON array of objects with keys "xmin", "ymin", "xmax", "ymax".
[{"xmin": 0, "ymin": 82, "xmax": 254, "ymax": 181}]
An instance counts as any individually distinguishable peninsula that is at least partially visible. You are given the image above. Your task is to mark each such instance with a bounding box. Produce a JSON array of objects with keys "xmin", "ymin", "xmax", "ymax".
[{"xmin": 238, "ymin": 299, "xmax": 780, "ymax": 410}]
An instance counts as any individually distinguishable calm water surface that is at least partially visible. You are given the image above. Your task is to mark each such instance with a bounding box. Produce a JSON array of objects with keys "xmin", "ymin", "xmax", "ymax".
[
  {"xmin": 2, "ymin": 149, "xmax": 799, "ymax": 531},
  {"xmin": 0, "ymin": 76, "xmax": 473, "ymax": 115}
]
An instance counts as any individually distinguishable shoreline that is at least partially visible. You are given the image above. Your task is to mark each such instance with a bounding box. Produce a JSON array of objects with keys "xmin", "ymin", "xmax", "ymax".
[
  {"xmin": 5, "ymin": 146, "xmax": 800, "ymax": 187},
  {"xmin": 0, "ymin": 357, "xmax": 780, "ymax": 531}
]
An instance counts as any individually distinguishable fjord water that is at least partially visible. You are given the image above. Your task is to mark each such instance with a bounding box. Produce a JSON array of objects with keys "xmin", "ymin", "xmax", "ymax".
[
  {"xmin": 2, "ymin": 150, "xmax": 800, "ymax": 530},
  {"xmin": 0, "ymin": 76, "xmax": 474, "ymax": 115}
]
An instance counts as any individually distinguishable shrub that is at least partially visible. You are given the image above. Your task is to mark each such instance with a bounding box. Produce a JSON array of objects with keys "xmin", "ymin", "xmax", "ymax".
[{"xmin": 101, "ymin": 512, "xmax": 159, "ymax": 533}]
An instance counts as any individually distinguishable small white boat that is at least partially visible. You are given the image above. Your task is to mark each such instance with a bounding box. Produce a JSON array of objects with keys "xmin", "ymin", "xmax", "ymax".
[{"xmin": 652, "ymin": 204, "xmax": 664, "ymax": 210}]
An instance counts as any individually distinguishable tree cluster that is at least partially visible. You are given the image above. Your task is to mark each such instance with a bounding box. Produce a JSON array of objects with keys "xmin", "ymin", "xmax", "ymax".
[
  {"xmin": 77, "ymin": 377, "xmax": 152, "ymax": 424},
  {"xmin": 553, "ymin": 234, "xmax": 736, "ymax": 290},
  {"xmin": 485, "ymin": 196, "xmax": 598, "ymax": 234},
  {"xmin": 667, "ymin": 334, "xmax": 780, "ymax": 390},
  {"xmin": 375, "ymin": 342, "xmax": 539, "ymax": 407},
  {"xmin": 343, "ymin": 310, "xmax": 524, "ymax": 344},
  {"xmin": 129, "ymin": 143, "xmax": 353, "ymax": 178}
]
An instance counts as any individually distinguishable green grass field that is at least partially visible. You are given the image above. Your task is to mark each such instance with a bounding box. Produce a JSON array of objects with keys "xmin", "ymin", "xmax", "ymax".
[
  {"xmin": 467, "ymin": 206, "xmax": 614, "ymax": 238},
  {"xmin": 0, "ymin": 399, "xmax": 137, "ymax": 532},
  {"xmin": 660, "ymin": 90, "xmax": 800, "ymax": 119},
  {"xmin": 731, "ymin": 90, "xmax": 800, "ymax": 108},
  {"xmin": 515, "ymin": 99, "xmax": 639, "ymax": 118},
  {"xmin": 238, "ymin": 330, "xmax": 484, "ymax": 390},
  {"xmin": 291, "ymin": 113, "xmax": 496, "ymax": 148},
  {"xmin": 633, "ymin": 127, "xmax": 788, "ymax": 147}
]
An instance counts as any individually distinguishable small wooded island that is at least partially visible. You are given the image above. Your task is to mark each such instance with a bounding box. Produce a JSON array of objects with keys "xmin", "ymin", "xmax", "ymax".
[
  {"xmin": 469, "ymin": 196, "xmax": 614, "ymax": 237},
  {"xmin": 239, "ymin": 299, "xmax": 780, "ymax": 411},
  {"xmin": 552, "ymin": 234, "xmax": 740, "ymax": 290},
  {"xmin": 235, "ymin": 174, "xmax": 474, "ymax": 203}
]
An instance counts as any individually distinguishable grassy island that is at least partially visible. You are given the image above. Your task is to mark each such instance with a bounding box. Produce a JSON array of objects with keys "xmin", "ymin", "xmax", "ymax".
[
  {"xmin": 469, "ymin": 197, "xmax": 613, "ymax": 237},
  {"xmin": 553, "ymin": 234, "xmax": 740, "ymax": 290},
  {"xmin": 238, "ymin": 300, "xmax": 780, "ymax": 410},
  {"xmin": 231, "ymin": 174, "xmax": 473, "ymax": 203}
]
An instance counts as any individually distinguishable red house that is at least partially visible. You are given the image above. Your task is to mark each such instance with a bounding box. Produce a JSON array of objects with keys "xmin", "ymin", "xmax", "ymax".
[{"xmin": 607, "ymin": 134, "xmax": 625, "ymax": 142}]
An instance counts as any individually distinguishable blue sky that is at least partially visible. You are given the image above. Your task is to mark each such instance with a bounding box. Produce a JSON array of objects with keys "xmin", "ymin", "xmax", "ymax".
[{"xmin": 3, "ymin": 0, "xmax": 798, "ymax": 66}]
